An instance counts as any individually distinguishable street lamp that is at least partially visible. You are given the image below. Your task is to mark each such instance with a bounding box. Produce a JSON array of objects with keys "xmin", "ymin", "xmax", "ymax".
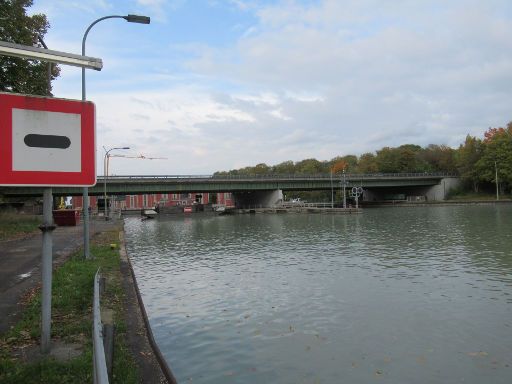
[
  {"xmin": 342, "ymin": 169, "xmax": 347, "ymax": 209},
  {"xmin": 104, "ymin": 147, "xmax": 130, "ymax": 220},
  {"xmin": 330, "ymin": 167, "xmax": 334, "ymax": 208},
  {"xmin": 495, "ymin": 160, "xmax": 499, "ymax": 201},
  {"xmin": 81, "ymin": 14, "xmax": 150, "ymax": 258}
]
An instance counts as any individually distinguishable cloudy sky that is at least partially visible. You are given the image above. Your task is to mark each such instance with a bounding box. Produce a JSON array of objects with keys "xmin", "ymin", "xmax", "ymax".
[{"xmin": 31, "ymin": 0, "xmax": 512, "ymax": 175}]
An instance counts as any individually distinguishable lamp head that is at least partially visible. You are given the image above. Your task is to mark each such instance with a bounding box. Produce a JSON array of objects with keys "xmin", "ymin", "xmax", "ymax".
[{"xmin": 124, "ymin": 14, "xmax": 151, "ymax": 24}]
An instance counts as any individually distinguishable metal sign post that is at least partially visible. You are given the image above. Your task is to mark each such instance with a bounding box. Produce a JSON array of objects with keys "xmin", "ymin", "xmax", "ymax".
[
  {"xmin": 341, "ymin": 170, "xmax": 347, "ymax": 209},
  {"xmin": 39, "ymin": 189, "xmax": 55, "ymax": 352},
  {"xmin": 351, "ymin": 186, "xmax": 363, "ymax": 209},
  {"xmin": 0, "ymin": 93, "xmax": 96, "ymax": 355},
  {"xmin": 0, "ymin": 41, "xmax": 100, "ymax": 354}
]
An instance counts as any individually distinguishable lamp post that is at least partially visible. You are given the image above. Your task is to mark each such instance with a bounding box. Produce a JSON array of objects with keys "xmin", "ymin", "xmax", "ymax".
[
  {"xmin": 103, "ymin": 147, "xmax": 130, "ymax": 219},
  {"xmin": 342, "ymin": 169, "xmax": 347, "ymax": 209},
  {"xmin": 495, "ymin": 160, "xmax": 499, "ymax": 201},
  {"xmin": 81, "ymin": 14, "xmax": 150, "ymax": 259},
  {"xmin": 330, "ymin": 168, "xmax": 334, "ymax": 208}
]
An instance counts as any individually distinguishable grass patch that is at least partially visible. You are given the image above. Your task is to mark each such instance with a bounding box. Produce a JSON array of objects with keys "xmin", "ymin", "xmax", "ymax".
[
  {"xmin": 447, "ymin": 192, "xmax": 502, "ymax": 201},
  {"xmin": 0, "ymin": 229, "xmax": 139, "ymax": 383},
  {"xmin": 0, "ymin": 213, "xmax": 40, "ymax": 241}
]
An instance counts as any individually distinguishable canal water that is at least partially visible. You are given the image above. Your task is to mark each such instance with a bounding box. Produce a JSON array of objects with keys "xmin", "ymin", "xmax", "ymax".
[{"xmin": 124, "ymin": 206, "xmax": 512, "ymax": 383}]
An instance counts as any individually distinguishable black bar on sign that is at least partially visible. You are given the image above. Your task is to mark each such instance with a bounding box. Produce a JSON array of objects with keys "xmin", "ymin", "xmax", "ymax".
[{"xmin": 24, "ymin": 134, "xmax": 71, "ymax": 149}]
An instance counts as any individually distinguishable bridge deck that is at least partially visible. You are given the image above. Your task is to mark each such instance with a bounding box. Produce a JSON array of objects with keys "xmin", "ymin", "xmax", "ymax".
[{"xmin": 1, "ymin": 173, "xmax": 458, "ymax": 197}]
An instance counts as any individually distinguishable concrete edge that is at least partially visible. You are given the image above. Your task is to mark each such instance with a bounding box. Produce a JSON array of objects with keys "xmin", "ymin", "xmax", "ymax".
[{"xmin": 118, "ymin": 230, "xmax": 178, "ymax": 384}]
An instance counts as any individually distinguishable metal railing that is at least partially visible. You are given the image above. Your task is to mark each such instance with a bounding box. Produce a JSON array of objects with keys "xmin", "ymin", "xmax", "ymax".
[
  {"xmin": 277, "ymin": 202, "xmax": 349, "ymax": 208},
  {"xmin": 100, "ymin": 172, "xmax": 459, "ymax": 182},
  {"xmin": 93, "ymin": 269, "xmax": 109, "ymax": 384}
]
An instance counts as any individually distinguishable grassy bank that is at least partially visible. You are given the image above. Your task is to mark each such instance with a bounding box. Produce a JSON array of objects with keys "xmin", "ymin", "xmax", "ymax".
[
  {"xmin": 447, "ymin": 192, "xmax": 500, "ymax": 201},
  {"xmin": 0, "ymin": 229, "xmax": 139, "ymax": 383},
  {"xmin": 0, "ymin": 213, "xmax": 40, "ymax": 241}
]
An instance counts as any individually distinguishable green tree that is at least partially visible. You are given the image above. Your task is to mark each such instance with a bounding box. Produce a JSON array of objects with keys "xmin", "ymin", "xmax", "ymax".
[
  {"xmin": 271, "ymin": 160, "xmax": 295, "ymax": 175},
  {"xmin": 421, "ymin": 144, "xmax": 456, "ymax": 172},
  {"xmin": 295, "ymin": 158, "xmax": 324, "ymax": 174},
  {"xmin": 375, "ymin": 147, "xmax": 401, "ymax": 172},
  {"xmin": 475, "ymin": 124, "xmax": 512, "ymax": 194},
  {"xmin": 0, "ymin": 0, "xmax": 60, "ymax": 95},
  {"xmin": 357, "ymin": 152, "xmax": 378, "ymax": 173},
  {"xmin": 455, "ymin": 135, "xmax": 483, "ymax": 192},
  {"xmin": 253, "ymin": 163, "xmax": 271, "ymax": 174}
]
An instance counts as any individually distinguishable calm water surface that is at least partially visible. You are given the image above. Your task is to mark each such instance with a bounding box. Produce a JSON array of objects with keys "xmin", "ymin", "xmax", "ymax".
[{"xmin": 124, "ymin": 206, "xmax": 512, "ymax": 383}]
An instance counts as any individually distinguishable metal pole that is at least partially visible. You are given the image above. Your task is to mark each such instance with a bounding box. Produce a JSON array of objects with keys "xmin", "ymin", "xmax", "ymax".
[
  {"xmin": 82, "ymin": 41, "xmax": 90, "ymax": 257},
  {"xmin": 82, "ymin": 36, "xmax": 91, "ymax": 259},
  {"xmin": 106, "ymin": 154, "xmax": 111, "ymax": 218},
  {"xmin": 40, "ymin": 188, "xmax": 55, "ymax": 353},
  {"xmin": 104, "ymin": 153, "xmax": 108, "ymax": 219},
  {"xmin": 81, "ymin": 17, "xmax": 121, "ymax": 259},
  {"xmin": 342, "ymin": 170, "xmax": 347, "ymax": 209},
  {"xmin": 81, "ymin": 15, "xmax": 149, "ymax": 255},
  {"xmin": 330, "ymin": 170, "xmax": 333, "ymax": 208},
  {"xmin": 35, "ymin": 36, "xmax": 56, "ymax": 354},
  {"xmin": 495, "ymin": 161, "xmax": 499, "ymax": 201}
]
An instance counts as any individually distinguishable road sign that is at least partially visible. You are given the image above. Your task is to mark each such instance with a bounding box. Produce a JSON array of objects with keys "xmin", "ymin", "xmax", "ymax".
[{"xmin": 0, "ymin": 92, "xmax": 96, "ymax": 186}]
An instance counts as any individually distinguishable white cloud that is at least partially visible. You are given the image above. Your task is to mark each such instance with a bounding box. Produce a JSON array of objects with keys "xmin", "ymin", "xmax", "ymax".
[
  {"xmin": 135, "ymin": 0, "xmax": 188, "ymax": 22},
  {"xmin": 42, "ymin": 0, "xmax": 512, "ymax": 174}
]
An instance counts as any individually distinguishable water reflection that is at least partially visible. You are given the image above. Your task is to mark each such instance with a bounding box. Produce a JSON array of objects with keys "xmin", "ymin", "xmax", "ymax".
[{"xmin": 124, "ymin": 206, "xmax": 512, "ymax": 384}]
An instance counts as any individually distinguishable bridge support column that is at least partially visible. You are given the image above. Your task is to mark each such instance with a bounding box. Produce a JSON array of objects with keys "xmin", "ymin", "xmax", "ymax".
[
  {"xmin": 424, "ymin": 177, "xmax": 461, "ymax": 201},
  {"xmin": 233, "ymin": 189, "xmax": 283, "ymax": 208}
]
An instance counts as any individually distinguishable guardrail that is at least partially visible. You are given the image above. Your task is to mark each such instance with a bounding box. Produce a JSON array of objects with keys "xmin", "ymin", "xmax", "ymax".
[
  {"xmin": 101, "ymin": 172, "xmax": 459, "ymax": 181},
  {"xmin": 93, "ymin": 269, "xmax": 109, "ymax": 384}
]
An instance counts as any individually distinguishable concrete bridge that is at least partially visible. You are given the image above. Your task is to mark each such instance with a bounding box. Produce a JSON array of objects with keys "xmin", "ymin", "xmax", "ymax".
[{"xmin": 1, "ymin": 173, "xmax": 460, "ymax": 206}]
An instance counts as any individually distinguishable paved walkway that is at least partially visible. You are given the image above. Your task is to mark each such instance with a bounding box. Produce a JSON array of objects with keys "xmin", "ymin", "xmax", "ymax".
[
  {"xmin": 0, "ymin": 215, "xmax": 174, "ymax": 382},
  {"xmin": 0, "ymin": 217, "xmax": 119, "ymax": 335}
]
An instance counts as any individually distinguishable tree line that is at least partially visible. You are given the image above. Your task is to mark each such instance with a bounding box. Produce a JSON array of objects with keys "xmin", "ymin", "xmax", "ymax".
[{"xmin": 214, "ymin": 123, "xmax": 512, "ymax": 195}]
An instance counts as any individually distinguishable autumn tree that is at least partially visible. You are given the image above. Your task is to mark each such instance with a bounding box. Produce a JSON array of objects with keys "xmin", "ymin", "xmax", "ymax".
[
  {"xmin": 330, "ymin": 160, "xmax": 348, "ymax": 174},
  {"xmin": 0, "ymin": 0, "xmax": 60, "ymax": 95}
]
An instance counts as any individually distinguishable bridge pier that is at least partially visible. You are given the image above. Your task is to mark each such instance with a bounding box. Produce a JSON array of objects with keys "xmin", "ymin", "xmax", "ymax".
[
  {"xmin": 361, "ymin": 177, "xmax": 461, "ymax": 202},
  {"xmin": 422, "ymin": 177, "xmax": 461, "ymax": 201},
  {"xmin": 233, "ymin": 189, "xmax": 283, "ymax": 208}
]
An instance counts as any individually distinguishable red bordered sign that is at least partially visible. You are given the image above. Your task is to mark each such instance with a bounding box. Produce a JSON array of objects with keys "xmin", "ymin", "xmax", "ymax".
[{"xmin": 0, "ymin": 92, "xmax": 96, "ymax": 186}]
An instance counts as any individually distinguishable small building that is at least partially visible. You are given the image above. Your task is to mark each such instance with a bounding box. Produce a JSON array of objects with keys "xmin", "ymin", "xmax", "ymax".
[{"xmin": 72, "ymin": 192, "xmax": 234, "ymax": 211}]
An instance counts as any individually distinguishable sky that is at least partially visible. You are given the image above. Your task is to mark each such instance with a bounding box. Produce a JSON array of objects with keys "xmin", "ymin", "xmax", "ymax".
[{"xmin": 29, "ymin": 0, "xmax": 512, "ymax": 175}]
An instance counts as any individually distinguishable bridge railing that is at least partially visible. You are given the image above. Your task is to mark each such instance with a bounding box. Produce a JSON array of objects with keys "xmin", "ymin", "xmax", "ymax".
[{"xmin": 102, "ymin": 172, "xmax": 458, "ymax": 181}]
